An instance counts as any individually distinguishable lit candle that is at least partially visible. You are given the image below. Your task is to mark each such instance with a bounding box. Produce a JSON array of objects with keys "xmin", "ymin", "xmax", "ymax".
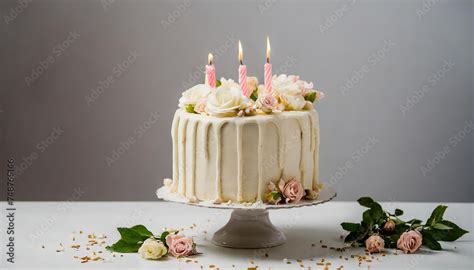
[
  {"xmin": 238, "ymin": 40, "xmax": 249, "ymax": 97},
  {"xmin": 205, "ymin": 53, "xmax": 216, "ymax": 88},
  {"xmin": 264, "ymin": 36, "xmax": 272, "ymax": 93}
]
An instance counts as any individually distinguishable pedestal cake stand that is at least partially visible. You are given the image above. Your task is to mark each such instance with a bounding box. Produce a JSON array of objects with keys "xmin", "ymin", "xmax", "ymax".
[{"xmin": 156, "ymin": 185, "xmax": 336, "ymax": 249}]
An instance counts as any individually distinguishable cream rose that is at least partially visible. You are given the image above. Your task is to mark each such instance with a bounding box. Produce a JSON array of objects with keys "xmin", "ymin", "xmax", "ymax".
[
  {"xmin": 397, "ymin": 230, "xmax": 423, "ymax": 254},
  {"xmin": 166, "ymin": 234, "xmax": 196, "ymax": 257},
  {"xmin": 280, "ymin": 94, "xmax": 306, "ymax": 110},
  {"xmin": 365, "ymin": 235, "xmax": 385, "ymax": 253},
  {"xmin": 205, "ymin": 83, "xmax": 246, "ymax": 117},
  {"xmin": 220, "ymin": 78, "xmax": 239, "ymax": 89},
  {"xmin": 178, "ymin": 84, "xmax": 212, "ymax": 109},
  {"xmin": 272, "ymin": 74, "xmax": 301, "ymax": 96},
  {"xmin": 272, "ymin": 74, "xmax": 306, "ymax": 110},
  {"xmin": 138, "ymin": 238, "xmax": 167, "ymax": 260}
]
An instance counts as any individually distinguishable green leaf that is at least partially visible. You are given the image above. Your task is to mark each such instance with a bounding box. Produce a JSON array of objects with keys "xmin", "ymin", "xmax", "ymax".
[
  {"xmin": 185, "ymin": 104, "xmax": 195, "ymax": 113},
  {"xmin": 271, "ymin": 191, "xmax": 282, "ymax": 200},
  {"xmin": 106, "ymin": 239, "xmax": 142, "ymax": 253},
  {"xmin": 407, "ymin": 218, "xmax": 422, "ymax": 226},
  {"xmin": 432, "ymin": 220, "xmax": 469, "ymax": 242},
  {"xmin": 357, "ymin": 197, "xmax": 375, "ymax": 208},
  {"xmin": 432, "ymin": 223, "xmax": 452, "ymax": 230},
  {"xmin": 304, "ymin": 92, "xmax": 316, "ymax": 102},
  {"xmin": 250, "ymin": 90, "xmax": 258, "ymax": 101},
  {"xmin": 117, "ymin": 227, "xmax": 149, "ymax": 244},
  {"xmin": 216, "ymin": 80, "xmax": 221, "ymax": 87},
  {"xmin": 422, "ymin": 231, "xmax": 442, "ymax": 250},
  {"xmin": 160, "ymin": 231, "xmax": 170, "ymax": 246},
  {"xmin": 426, "ymin": 205, "xmax": 448, "ymax": 226},
  {"xmin": 394, "ymin": 209, "xmax": 404, "ymax": 216},
  {"xmin": 131, "ymin": 225, "xmax": 153, "ymax": 238},
  {"xmin": 341, "ymin": 222, "xmax": 360, "ymax": 232}
]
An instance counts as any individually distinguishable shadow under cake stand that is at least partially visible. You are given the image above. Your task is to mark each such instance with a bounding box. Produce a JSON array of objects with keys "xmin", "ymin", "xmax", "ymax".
[{"xmin": 156, "ymin": 186, "xmax": 336, "ymax": 249}]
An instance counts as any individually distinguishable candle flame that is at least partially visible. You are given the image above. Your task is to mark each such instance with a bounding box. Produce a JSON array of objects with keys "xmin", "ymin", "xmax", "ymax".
[
  {"xmin": 208, "ymin": 53, "xmax": 213, "ymax": 65},
  {"xmin": 266, "ymin": 36, "xmax": 271, "ymax": 63},
  {"xmin": 238, "ymin": 40, "xmax": 243, "ymax": 64}
]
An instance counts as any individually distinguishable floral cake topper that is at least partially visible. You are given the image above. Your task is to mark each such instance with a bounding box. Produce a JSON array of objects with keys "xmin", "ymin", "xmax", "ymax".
[{"xmin": 178, "ymin": 74, "xmax": 325, "ymax": 117}]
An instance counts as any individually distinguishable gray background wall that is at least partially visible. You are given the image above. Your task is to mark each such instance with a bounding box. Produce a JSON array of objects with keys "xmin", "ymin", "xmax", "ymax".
[{"xmin": 1, "ymin": 0, "xmax": 472, "ymax": 202}]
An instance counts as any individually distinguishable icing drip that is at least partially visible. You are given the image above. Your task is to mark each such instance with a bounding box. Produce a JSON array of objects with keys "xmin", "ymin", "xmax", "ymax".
[
  {"xmin": 296, "ymin": 117, "xmax": 306, "ymax": 188},
  {"xmin": 214, "ymin": 123, "xmax": 224, "ymax": 201},
  {"xmin": 312, "ymin": 110, "xmax": 320, "ymax": 188},
  {"xmin": 178, "ymin": 117, "xmax": 188, "ymax": 195},
  {"xmin": 203, "ymin": 122, "xmax": 211, "ymax": 160},
  {"xmin": 256, "ymin": 123, "xmax": 264, "ymax": 202},
  {"xmin": 236, "ymin": 123, "xmax": 243, "ymax": 202},
  {"xmin": 189, "ymin": 120, "xmax": 197, "ymax": 197},
  {"xmin": 171, "ymin": 112, "xmax": 180, "ymax": 192}
]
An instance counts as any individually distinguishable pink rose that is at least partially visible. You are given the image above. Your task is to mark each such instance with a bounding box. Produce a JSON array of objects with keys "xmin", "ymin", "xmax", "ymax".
[
  {"xmin": 166, "ymin": 234, "xmax": 195, "ymax": 257},
  {"xmin": 278, "ymin": 178, "xmax": 304, "ymax": 204},
  {"xmin": 194, "ymin": 99, "xmax": 206, "ymax": 114},
  {"xmin": 397, "ymin": 230, "xmax": 423, "ymax": 254},
  {"xmin": 315, "ymin": 90, "xmax": 325, "ymax": 101},
  {"xmin": 365, "ymin": 235, "xmax": 385, "ymax": 253},
  {"xmin": 257, "ymin": 93, "xmax": 278, "ymax": 113},
  {"xmin": 298, "ymin": 81, "xmax": 314, "ymax": 96}
]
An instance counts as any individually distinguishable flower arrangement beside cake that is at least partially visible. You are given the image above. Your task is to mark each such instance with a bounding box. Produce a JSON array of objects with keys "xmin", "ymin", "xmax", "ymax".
[{"xmin": 162, "ymin": 37, "xmax": 325, "ymax": 206}]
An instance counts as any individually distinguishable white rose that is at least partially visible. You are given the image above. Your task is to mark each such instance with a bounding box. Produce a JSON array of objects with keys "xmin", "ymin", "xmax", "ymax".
[
  {"xmin": 206, "ymin": 83, "xmax": 246, "ymax": 117},
  {"xmin": 280, "ymin": 93, "xmax": 306, "ymax": 110},
  {"xmin": 178, "ymin": 84, "xmax": 212, "ymax": 109},
  {"xmin": 246, "ymin": 76, "xmax": 259, "ymax": 93},
  {"xmin": 219, "ymin": 78, "xmax": 239, "ymax": 89},
  {"xmin": 138, "ymin": 238, "xmax": 167, "ymax": 260},
  {"xmin": 272, "ymin": 74, "xmax": 301, "ymax": 96}
]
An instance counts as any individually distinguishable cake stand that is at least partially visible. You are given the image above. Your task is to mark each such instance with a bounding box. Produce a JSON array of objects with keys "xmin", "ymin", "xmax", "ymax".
[{"xmin": 156, "ymin": 186, "xmax": 336, "ymax": 249}]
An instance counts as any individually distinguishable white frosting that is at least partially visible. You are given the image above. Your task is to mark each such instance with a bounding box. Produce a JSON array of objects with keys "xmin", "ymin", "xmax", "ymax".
[{"xmin": 170, "ymin": 109, "xmax": 320, "ymax": 203}]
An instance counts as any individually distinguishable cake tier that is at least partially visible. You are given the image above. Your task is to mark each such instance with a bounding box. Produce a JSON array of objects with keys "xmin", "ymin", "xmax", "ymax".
[{"xmin": 169, "ymin": 109, "xmax": 320, "ymax": 203}]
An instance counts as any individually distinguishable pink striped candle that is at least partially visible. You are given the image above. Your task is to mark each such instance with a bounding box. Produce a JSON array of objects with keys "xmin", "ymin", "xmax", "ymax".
[
  {"xmin": 205, "ymin": 53, "xmax": 216, "ymax": 88},
  {"xmin": 264, "ymin": 37, "xmax": 272, "ymax": 93},
  {"xmin": 238, "ymin": 40, "xmax": 249, "ymax": 97}
]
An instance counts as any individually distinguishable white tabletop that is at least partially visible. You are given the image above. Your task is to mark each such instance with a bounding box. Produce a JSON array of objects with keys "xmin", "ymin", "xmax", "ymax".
[{"xmin": 1, "ymin": 201, "xmax": 472, "ymax": 270}]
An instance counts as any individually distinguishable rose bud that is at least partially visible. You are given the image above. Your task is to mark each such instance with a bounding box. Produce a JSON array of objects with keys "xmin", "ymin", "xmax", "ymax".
[{"xmin": 383, "ymin": 219, "xmax": 396, "ymax": 232}]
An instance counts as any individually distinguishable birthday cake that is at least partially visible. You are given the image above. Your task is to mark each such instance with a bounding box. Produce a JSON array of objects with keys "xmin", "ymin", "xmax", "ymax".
[{"xmin": 162, "ymin": 40, "xmax": 324, "ymax": 205}]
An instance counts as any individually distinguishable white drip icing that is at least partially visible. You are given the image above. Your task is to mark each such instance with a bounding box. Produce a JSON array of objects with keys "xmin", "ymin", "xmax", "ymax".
[{"xmin": 170, "ymin": 109, "xmax": 320, "ymax": 203}]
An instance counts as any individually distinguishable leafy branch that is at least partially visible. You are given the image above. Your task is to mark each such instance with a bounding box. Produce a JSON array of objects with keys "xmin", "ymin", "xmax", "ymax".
[{"xmin": 341, "ymin": 197, "xmax": 468, "ymax": 251}]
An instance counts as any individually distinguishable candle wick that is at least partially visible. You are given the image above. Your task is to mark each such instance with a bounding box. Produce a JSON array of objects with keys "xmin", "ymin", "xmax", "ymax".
[
  {"xmin": 240, "ymin": 59, "xmax": 243, "ymax": 65},
  {"xmin": 266, "ymin": 57, "xmax": 270, "ymax": 64}
]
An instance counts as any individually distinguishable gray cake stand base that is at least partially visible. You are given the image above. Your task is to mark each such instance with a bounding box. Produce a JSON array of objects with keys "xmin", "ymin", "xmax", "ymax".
[
  {"xmin": 157, "ymin": 185, "xmax": 337, "ymax": 249},
  {"xmin": 211, "ymin": 208, "xmax": 286, "ymax": 248}
]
